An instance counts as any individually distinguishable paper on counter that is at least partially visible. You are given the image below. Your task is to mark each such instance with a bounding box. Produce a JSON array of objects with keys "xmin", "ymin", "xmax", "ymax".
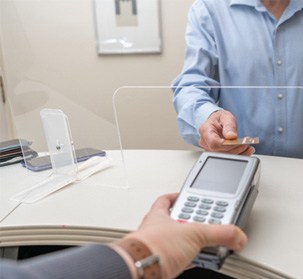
[{"xmin": 10, "ymin": 156, "xmax": 113, "ymax": 203}]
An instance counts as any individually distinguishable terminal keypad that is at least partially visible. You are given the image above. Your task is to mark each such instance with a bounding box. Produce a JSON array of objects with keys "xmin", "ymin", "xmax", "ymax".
[{"xmin": 178, "ymin": 196, "xmax": 229, "ymax": 224}]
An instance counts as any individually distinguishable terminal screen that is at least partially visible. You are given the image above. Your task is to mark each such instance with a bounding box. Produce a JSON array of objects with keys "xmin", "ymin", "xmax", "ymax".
[{"xmin": 191, "ymin": 157, "xmax": 248, "ymax": 194}]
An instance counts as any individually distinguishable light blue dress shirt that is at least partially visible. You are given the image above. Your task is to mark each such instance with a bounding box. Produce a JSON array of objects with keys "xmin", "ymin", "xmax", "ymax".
[{"xmin": 172, "ymin": 0, "xmax": 303, "ymax": 158}]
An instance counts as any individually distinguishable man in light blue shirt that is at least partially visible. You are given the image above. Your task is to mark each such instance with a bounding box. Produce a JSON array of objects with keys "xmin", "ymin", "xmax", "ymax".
[{"xmin": 172, "ymin": 0, "xmax": 303, "ymax": 158}]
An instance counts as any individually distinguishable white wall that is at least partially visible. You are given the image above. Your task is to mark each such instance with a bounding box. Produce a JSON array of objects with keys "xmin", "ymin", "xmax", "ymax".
[
  {"xmin": 0, "ymin": 0, "xmax": 196, "ymax": 151},
  {"xmin": 0, "ymin": 68, "xmax": 11, "ymax": 142},
  {"xmin": 0, "ymin": 38, "xmax": 14, "ymax": 141}
]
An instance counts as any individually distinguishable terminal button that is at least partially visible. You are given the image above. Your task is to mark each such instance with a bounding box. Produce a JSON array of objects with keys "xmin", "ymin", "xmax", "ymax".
[
  {"xmin": 196, "ymin": 209, "xmax": 208, "ymax": 216},
  {"xmin": 209, "ymin": 219, "xmax": 221, "ymax": 224},
  {"xmin": 184, "ymin": 201, "xmax": 197, "ymax": 208},
  {"xmin": 201, "ymin": 198, "xmax": 214, "ymax": 204},
  {"xmin": 187, "ymin": 196, "xmax": 199, "ymax": 202},
  {"xmin": 182, "ymin": 207, "xmax": 194, "ymax": 214},
  {"xmin": 178, "ymin": 213, "xmax": 191, "ymax": 220},
  {"xmin": 193, "ymin": 216, "xmax": 206, "ymax": 223},
  {"xmin": 216, "ymin": 201, "xmax": 228, "ymax": 207},
  {"xmin": 211, "ymin": 212, "xmax": 224, "ymax": 219},
  {"xmin": 213, "ymin": 206, "xmax": 226, "ymax": 213},
  {"xmin": 199, "ymin": 204, "xmax": 211, "ymax": 210}
]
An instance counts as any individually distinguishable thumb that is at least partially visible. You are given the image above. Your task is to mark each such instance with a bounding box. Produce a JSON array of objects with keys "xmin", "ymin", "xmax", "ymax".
[
  {"xmin": 197, "ymin": 224, "xmax": 247, "ymax": 251},
  {"xmin": 220, "ymin": 113, "xmax": 237, "ymax": 140}
]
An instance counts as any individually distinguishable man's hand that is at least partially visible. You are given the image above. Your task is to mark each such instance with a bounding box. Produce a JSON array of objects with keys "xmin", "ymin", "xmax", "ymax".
[
  {"xmin": 127, "ymin": 193, "xmax": 247, "ymax": 279},
  {"xmin": 198, "ymin": 110, "xmax": 255, "ymax": 155}
]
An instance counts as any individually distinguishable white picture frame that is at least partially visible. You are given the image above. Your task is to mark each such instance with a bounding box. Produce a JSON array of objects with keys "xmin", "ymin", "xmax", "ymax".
[{"xmin": 93, "ymin": 0, "xmax": 162, "ymax": 54}]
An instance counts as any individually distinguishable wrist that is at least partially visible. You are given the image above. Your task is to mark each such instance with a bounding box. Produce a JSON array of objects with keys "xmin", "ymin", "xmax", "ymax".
[
  {"xmin": 110, "ymin": 243, "xmax": 139, "ymax": 279},
  {"xmin": 112, "ymin": 237, "xmax": 162, "ymax": 279}
]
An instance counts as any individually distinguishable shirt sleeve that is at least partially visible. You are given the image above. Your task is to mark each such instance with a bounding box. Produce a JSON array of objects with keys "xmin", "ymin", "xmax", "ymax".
[
  {"xmin": 0, "ymin": 245, "xmax": 132, "ymax": 279},
  {"xmin": 172, "ymin": 0, "xmax": 222, "ymax": 146}
]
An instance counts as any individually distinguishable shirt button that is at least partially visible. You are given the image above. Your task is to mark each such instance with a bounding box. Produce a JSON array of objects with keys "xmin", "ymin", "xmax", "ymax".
[
  {"xmin": 277, "ymin": 59, "xmax": 282, "ymax": 65},
  {"xmin": 277, "ymin": 93, "xmax": 283, "ymax": 100},
  {"xmin": 278, "ymin": 127, "xmax": 284, "ymax": 133}
]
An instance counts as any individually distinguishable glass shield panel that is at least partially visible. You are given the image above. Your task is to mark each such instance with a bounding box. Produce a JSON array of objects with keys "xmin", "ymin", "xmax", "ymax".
[
  {"xmin": 113, "ymin": 86, "xmax": 196, "ymax": 150},
  {"xmin": 113, "ymin": 86, "xmax": 303, "ymax": 189},
  {"xmin": 112, "ymin": 86, "xmax": 200, "ymax": 191},
  {"xmin": 0, "ymin": 1, "xmax": 127, "ymax": 207}
]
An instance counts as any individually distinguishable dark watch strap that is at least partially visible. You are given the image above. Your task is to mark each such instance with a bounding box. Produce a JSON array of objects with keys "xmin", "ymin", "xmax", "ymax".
[{"xmin": 117, "ymin": 238, "xmax": 161, "ymax": 279}]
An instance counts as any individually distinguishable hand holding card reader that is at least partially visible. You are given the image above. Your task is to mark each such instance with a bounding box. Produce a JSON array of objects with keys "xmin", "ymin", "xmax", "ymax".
[{"xmin": 170, "ymin": 152, "xmax": 261, "ymax": 270}]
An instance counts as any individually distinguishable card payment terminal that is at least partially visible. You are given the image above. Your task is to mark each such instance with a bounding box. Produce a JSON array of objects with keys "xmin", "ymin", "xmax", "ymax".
[{"xmin": 170, "ymin": 152, "xmax": 261, "ymax": 270}]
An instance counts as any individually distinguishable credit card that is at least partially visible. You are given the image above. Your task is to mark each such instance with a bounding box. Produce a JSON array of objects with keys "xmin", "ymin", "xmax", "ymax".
[{"xmin": 223, "ymin": 137, "xmax": 259, "ymax": 145}]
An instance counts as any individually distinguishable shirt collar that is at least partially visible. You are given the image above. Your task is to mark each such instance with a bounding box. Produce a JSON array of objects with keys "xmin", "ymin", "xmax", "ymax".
[
  {"xmin": 231, "ymin": 0, "xmax": 303, "ymax": 8},
  {"xmin": 230, "ymin": 0, "xmax": 303, "ymax": 13},
  {"xmin": 288, "ymin": 0, "xmax": 303, "ymax": 12},
  {"xmin": 230, "ymin": 0, "xmax": 259, "ymax": 8}
]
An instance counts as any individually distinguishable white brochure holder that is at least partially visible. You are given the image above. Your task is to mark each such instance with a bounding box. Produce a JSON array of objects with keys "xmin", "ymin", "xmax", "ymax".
[{"xmin": 40, "ymin": 108, "xmax": 78, "ymax": 176}]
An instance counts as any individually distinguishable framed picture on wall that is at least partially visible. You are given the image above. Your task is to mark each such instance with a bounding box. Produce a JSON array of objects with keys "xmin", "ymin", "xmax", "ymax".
[{"xmin": 93, "ymin": 0, "xmax": 162, "ymax": 54}]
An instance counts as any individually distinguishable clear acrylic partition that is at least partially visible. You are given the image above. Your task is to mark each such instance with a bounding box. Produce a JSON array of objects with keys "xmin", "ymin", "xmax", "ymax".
[
  {"xmin": 7, "ymin": 96, "xmax": 128, "ymax": 201},
  {"xmin": 4, "ymin": 101, "xmax": 128, "ymax": 203},
  {"xmin": 0, "ymin": 2, "xmax": 128, "ymax": 205},
  {"xmin": 113, "ymin": 86, "xmax": 303, "ymax": 184},
  {"xmin": 112, "ymin": 86, "xmax": 198, "ymax": 189},
  {"xmin": 113, "ymin": 86, "xmax": 194, "ymax": 150}
]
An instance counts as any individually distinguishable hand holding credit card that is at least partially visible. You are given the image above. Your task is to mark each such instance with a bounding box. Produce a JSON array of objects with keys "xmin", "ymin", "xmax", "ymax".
[{"xmin": 223, "ymin": 137, "xmax": 259, "ymax": 145}]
